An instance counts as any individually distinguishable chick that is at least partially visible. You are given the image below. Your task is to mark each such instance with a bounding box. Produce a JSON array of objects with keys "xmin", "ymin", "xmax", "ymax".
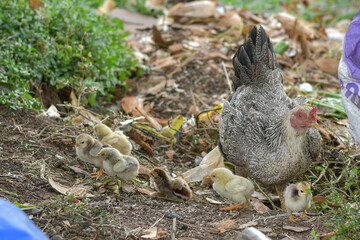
[
  {"xmin": 149, "ymin": 168, "xmax": 192, "ymax": 202},
  {"xmin": 210, "ymin": 168, "xmax": 254, "ymax": 210},
  {"xmin": 96, "ymin": 147, "xmax": 139, "ymax": 181},
  {"xmin": 284, "ymin": 181, "xmax": 312, "ymax": 221},
  {"xmin": 94, "ymin": 124, "xmax": 132, "ymax": 155},
  {"xmin": 75, "ymin": 134, "xmax": 106, "ymax": 178}
]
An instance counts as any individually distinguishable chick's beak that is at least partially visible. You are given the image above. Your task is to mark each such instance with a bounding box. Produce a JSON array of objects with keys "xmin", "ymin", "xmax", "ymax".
[{"xmin": 75, "ymin": 143, "xmax": 80, "ymax": 147}]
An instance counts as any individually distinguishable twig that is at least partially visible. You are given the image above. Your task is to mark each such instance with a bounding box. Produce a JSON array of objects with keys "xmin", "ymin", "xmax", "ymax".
[
  {"xmin": 40, "ymin": 133, "xmax": 76, "ymax": 142},
  {"xmin": 149, "ymin": 214, "xmax": 165, "ymax": 229},
  {"xmin": 168, "ymin": 52, "xmax": 196, "ymax": 78},
  {"xmin": 171, "ymin": 218, "xmax": 176, "ymax": 240},
  {"xmin": 222, "ymin": 61, "xmax": 233, "ymax": 94},
  {"xmin": 78, "ymin": 112, "xmax": 101, "ymax": 125},
  {"xmin": 56, "ymin": 104, "xmax": 101, "ymax": 116},
  {"xmin": 252, "ymin": 213, "xmax": 288, "ymax": 222},
  {"xmin": 250, "ymin": 178, "xmax": 277, "ymax": 211}
]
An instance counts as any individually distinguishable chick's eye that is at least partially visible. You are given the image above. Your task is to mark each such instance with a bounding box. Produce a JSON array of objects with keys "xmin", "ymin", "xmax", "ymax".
[
  {"xmin": 81, "ymin": 141, "xmax": 85, "ymax": 144},
  {"xmin": 300, "ymin": 190, "xmax": 304, "ymax": 193}
]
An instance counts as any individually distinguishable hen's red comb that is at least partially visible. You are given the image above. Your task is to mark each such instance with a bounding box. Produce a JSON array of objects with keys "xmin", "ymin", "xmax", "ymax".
[{"xmin": 310, "ymin": 106, "xmax": 317, "ymax": 120}]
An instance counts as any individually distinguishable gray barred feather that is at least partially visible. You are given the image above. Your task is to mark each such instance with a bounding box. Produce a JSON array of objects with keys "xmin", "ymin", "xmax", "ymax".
[{"xmin": 219, "ymin": 25, "xmax": 321, "ymax": 186}]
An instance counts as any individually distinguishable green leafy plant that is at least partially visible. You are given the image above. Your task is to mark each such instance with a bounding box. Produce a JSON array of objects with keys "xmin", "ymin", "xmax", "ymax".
[{"xmin": 0, "ymin": 0, "xmax": 137, "ymax": 109}]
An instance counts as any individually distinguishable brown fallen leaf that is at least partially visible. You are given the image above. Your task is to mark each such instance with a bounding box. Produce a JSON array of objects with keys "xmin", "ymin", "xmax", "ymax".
[
  {"xmin": 153, "ymin": 57, "xmax": 178, "ymax": 70},
  {"xmin": 48, "ymin": 178, "xmax": 94, "ymax": 198},
  {"xmin": 68, "ymin": 166, "xmax": 91, "ymax": 176},
  {"xmin": 251, "ymin": 198, "xmax": 270, "ymax": 214},
  {"xmin": 137, "ymin": 188, "xmax": 152, "ymax": 195},
  {"xmin": 137, "ymin": 76, "xmax": 166, "ymax": 95},
  {"xmin": 29, "ymin": 0, "xmax": 44, "ymax": 10},
  {"xmin": 316, "ymin": 231, "xmax": 336, "ymax": 239},
  {"xmin": 283, "ymin": 225, "xmax": 310, "ymax": 232},
  {"xmin": 217, "ymin": 219, "xmax": 238, "ymax": 233},
  {"xmin": 168, "ymin": 43, "xmax": 183, "ymax": 54},
  {"xmin": 205, "ymin": 197, "xmax": 224, "ymax": 205},
  {"xmin": 152, "ymin": 26, "xmax": 173, "ymax": 48},
  {"xmin": 141, "ymin": 227, "xmax": 167, "ymax": 239},
  {"xmin": 313, "ymin": 195, "xmax": 340, "ymax": 208},
  {"xmin": 128, "ymin": 129, "xmax": 154, "ymax": 156},
  {"xmin": 168, "ymin": 1, "xmax": 216, "ymax": 18},
  {"xmin": 238, "ymin": 221, "xmax": 258, "ymax": 230},
  {"xmin": 215, "ymin": 11, "xmax": 243, "ymax": 32},
  {"xmin": 315, "ymin": 58, "xmax": 339, "ymax": 74},
  {"xmin": 203, "ymin": 52, "xmax": 229, "ymax": 61}
]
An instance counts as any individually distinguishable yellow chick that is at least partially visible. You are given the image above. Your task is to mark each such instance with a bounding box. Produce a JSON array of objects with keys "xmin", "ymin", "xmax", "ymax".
[
  {"xmin": 149, "ymin": 168, "xmax": 192, "ymax": 202},
  {"xmin": 75, "ymin": 134, "xmax": 106, "ymax": 178},
  {"xmin": 284, "ymin": 181, "xmax": 312, "ymax": 221},
  {"xmin": 96, "ymin": 147, "xmax": 139, "ymax": 181},
  {"xmin": 94, "ymin": 124, "xmax": 132, "ymax": 155},
  {"xmin": 210, "ymin": 168, "xmax": 254, "ymax": 210}
]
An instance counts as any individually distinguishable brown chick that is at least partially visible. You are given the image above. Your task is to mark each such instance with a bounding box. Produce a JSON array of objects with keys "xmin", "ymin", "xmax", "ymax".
[
  {"xmin": 210, "ymin": 168, "xmax": 254, "ymax": 210},
  {"xmin": 75, "ymin": 134, "xmax": 106, "ymax": 178},
  {"xmin": 284, "ymin": 182, "xmax": 312, "ymax": 221},
  {"xmin": 96, "ymin": 147, "xmax": 139, "ymax": 181},
  {"xmin": 149, "ymin": 168, "xmax": 192, "ymax": 202},
  {"xmin": 94, "ymin": 124, "xmax": 132, "ymax": 155}
]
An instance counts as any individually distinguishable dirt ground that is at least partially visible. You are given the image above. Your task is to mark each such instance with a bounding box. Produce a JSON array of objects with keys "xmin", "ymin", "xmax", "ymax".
[
  {"xmin": 0, "ymin": 74, "xmax": 333, "ymax": 240},
  {"xmin": 0, "ymin": 13, "xmax": 349, "ymax": 240}
]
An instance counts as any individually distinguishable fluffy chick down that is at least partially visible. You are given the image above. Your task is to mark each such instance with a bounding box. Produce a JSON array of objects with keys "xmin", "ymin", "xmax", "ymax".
[
  {"xmin": 210, "ymin": 168, "xmax": 254, "ymax": 205},
  {"xmin": 94, "ymin": 124, "xmax": 132, "ymax": 155},
  {"xmin": 284, "ymin": 181, "xmax": 312, "ymax": 213},
  {"xmin": 96, "ymin": 147, "xmax": 139, "ymax": 180},
  {"xmin": 150, "ymin": 168, "xmax": 192, "ymax": 202},
  {"xmin": 75, "ymin": 133, "xmax": 105, "ymax": 168}
]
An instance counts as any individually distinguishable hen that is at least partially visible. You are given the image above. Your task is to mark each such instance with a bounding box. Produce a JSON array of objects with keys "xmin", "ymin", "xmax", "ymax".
[{"xmin": 218, "ymin": 26, "xmax": 322, "ymax": 209}]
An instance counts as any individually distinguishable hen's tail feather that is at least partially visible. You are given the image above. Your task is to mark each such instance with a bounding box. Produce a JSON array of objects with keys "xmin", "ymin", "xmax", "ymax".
[{"xmin": 232, "ymin": 25, "xmax": 280, "ymax": 91}]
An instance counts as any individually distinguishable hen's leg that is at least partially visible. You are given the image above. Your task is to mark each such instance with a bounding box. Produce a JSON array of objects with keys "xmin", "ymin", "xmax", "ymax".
[{"xmin": 275, "ymin": 184, "xmax": 286, "ymax": 210}]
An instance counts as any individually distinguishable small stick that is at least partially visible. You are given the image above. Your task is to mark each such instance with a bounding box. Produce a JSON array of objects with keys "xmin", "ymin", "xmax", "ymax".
[
  {"xmin": 222, "ymin": 61, "xmax": 233, "ymax": 94},
  {"xmin": 250, "ymin": 178, "xmax": 277, "ymax": 211},
  {"xmin": 171, "ymin": 218, "xmax": 176, "ymax": 240}
]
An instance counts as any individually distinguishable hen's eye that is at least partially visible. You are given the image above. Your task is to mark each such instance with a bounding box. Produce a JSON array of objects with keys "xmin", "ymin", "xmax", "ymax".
[{"xmin": 298, "ymin": 114, "xmax": 302, "ymax": 118}]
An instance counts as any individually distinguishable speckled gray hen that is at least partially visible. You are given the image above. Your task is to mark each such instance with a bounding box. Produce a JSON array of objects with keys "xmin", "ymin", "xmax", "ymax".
[{"xmin": 218, "ymin": 26, "xmax": 322, "ymax": 209}]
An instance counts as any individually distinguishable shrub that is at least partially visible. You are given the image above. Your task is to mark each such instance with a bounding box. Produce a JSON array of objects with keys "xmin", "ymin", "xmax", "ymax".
[{"xmin": 0, "ymin": 0, "xmax": 137, "ymax": 110}]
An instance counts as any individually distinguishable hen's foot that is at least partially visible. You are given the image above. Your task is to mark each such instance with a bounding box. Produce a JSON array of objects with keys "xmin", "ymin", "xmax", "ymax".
[
  {"xmin": 220, "ymin": 203, "xmax": 246, "ymax": 211},
  {"xmin": 91, "ymin": 168, "xmax": 105, "ymax": 179}
]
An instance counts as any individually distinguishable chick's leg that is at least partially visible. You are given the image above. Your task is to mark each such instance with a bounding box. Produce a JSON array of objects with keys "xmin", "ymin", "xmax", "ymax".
[
  {"xmin": 220, "ymin": 203, "xmax": 246, "ymax": 211},
  {"xmin": 289, "ymin": 211, "xmax": 300, "ymax": 221},
  {"xmin": 300, "ymin": 210, "xmax": 306, "ymax": 219},
  {"xmin": 91, "ymin": 168, "xmax": 105, "ymax": 179},
  {"xmin": 275, "ymin": 184, "xmax": 286, "ymax": 210}
]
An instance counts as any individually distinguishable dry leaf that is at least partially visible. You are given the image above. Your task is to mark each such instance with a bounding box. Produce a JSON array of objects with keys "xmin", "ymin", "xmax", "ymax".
[
  {"xmin": 142, "ymin": 227, "xmax": 158, "ymax": 239},
  {"xmin": 137, "ymin": 76, "xmax": 166, "ymax": 95},
  {"xmin": 128, "ymin": 129, "xmax": 154, "ymax": 156},
  {"xmin": 48, "ymin": 178, "xmax": 94, "ymax": 198},
  {"xmin": 145, "ymin": 0, "xmax": 165, "ymax": 9},
  {"xmin": 137, "ymin": 188, "xmax": 152, "ymax": 195},
  {"xmin": 203, "ymin": 52, "xmax": 229, "ymax": 61},
  {"xmin": 315, "ymin": 58, "xmax": 339, "ymax": 74},
  {"xmin": 165, "ymin": 150, "xmax": 175, "ymax": 159},
  {"xmin": 63, "ymin": 220, "xmax": 71, "ymax": 227},
  {"xmin": 168, "ymin": 1, "xmax": 216, "ymax": 18},
  {"xmin": 205, "ymin": 197, "xmax": 224, "ymax": 205},
  {"xmin": 217, "ymin": 219, "xmax": 238, "ymax": 233},
  {"xmin": 283, "ymin": 225, "xmax": 310, "ymax": 232},
  {"xmin": 152, "ymin": 26, "xmax": 173, "ymax": 48},
  {"xmin": 238, "ymin": 221, "xmax": 258, "ymax": 230},
  {"xmin": 216, "ymin": 11, "xmax": 243, "ymax": 32},
  {"xmin": 316, "ymin": 231, "xmax": 336, "ymax": 239},
  {"xmin": 153, "ymin": 57, "xmax": 177, "ymax": 70},
  {"xmin": 183, "ymin": 146, "xmax": 224, "ymax": 182},
  {"xmin": 121, "ymin": 96, "xmax": 143, "ymax": 115},
  {"xmin": 108, "ymin": 8, "xmax": 157, "ymax": 30},
  {"xmin": 68, "ymin": 166, "xmax": 91, "ymax": 176},
  {"xmin": 169, "ymin": 43, "xmax": 183, "ymax": 54},
  {"xmin": 251, "ymin": 198, "xmax": 270, "ymax": 214},
  {"xmin": 97, "ymin": 0, "xmax": 116, "ymax": 15},
  {"xmin": 29, "ymin": 0, "xmax": 44, "ymax": 10}
]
